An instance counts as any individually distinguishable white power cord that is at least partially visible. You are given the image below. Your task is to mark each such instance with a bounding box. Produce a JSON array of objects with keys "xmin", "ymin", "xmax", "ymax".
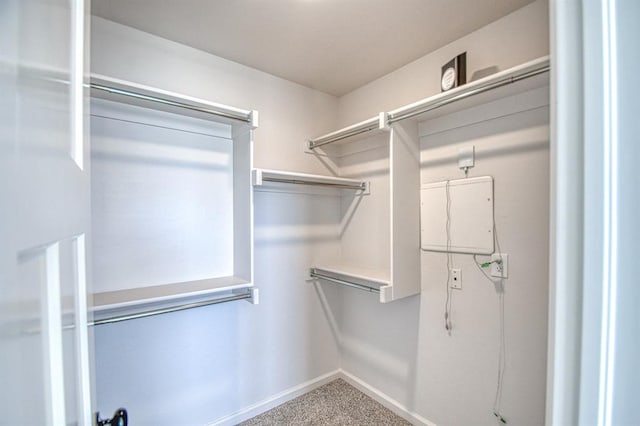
[
  {"xmin": 474, "ymin": 223, "xmax": 507, "ymax": 425},
  {"xmin": 444, "ymin": 180, "xmax": 454, "ymax": 335},
  {"xmin": 439, "ymin": 175, "xmax": 506, "ymax": 422}
]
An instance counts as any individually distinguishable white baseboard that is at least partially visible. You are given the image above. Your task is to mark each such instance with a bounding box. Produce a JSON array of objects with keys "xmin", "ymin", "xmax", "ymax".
[
  {"xmin": 206, "ymin": 368, "xmax": 436, "ymax": 426},
  {"xmin": 338, "ymin": 370, "xmax": 436, "ymax": 426},
  {"xmin": 206, "ymin": 370, "xmax": 341, "ymax": 426}
]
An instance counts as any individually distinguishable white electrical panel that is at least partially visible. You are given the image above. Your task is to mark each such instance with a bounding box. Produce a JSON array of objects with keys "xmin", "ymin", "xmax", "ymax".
[{"xmin": 420, "ymin": 176, "xmax": 494, "ymax": 254}]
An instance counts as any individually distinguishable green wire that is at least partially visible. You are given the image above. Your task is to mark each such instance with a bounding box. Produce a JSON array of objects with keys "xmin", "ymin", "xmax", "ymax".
[{"xmin": 493, "ymin": 412, "xmax": 507, "ymax": 424}]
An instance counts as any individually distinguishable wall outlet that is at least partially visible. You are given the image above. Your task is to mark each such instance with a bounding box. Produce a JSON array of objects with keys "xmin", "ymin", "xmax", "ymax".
[
  {"xmin": 451, "ymin": 268, "xmax": 462, "ymax": 289},
  {"xmin": 491, "ymin": 253, "xmax": 509, "ymax": 278}
]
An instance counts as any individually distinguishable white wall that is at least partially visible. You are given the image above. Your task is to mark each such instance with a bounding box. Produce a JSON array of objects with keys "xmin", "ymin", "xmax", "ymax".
[
  {"xmin": 90, "ymin": 17, "xmax": 343, "ymax": 425},
  {"xmin": 338, "ymin": 0, "xmax": 549, "ymax": 126},
  {"xmin": 91, "ymin": 0, "xmax": 550, "ymax": 424},
  {"xmin": 91, "ymin": 17, "xmax": 338, "ymax": 175},
  {"xmin": 416, "ymin": 92, "xmax": 549, "ymax": 426},
  {"xmin": 335, "ymin": 1, "xmax": 549, "ymax": 425}
]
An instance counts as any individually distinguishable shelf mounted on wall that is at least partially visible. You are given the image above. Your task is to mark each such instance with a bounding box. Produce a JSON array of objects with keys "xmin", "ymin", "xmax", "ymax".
[
  {"xmin": 89, "ymin": 74, "xmax": 259, "ymax": 321},
  {"xmin": 387, "ymin": 56, "xmax": 550, "ymax": 124},
  {"xmin": 91, "ymin": 287, "xmax": 259, "ymax": 326},
  {"xmin": 90, "ymin": 74, "xmax": 259, "ymax": 128},
  {"xmin": 307, "ymin": 265, "xmax": 394, "ymax": 303},
  {"xmin": 252, "ymin": 168, "xmax": 370, "ymax": 194},
  {"xmin": 306, "ymin": 112, "xmax": 389, "ymax": 151},
  {"xmin": 300, "ymin": 56, "xmax": 550, "ymax": 304}
]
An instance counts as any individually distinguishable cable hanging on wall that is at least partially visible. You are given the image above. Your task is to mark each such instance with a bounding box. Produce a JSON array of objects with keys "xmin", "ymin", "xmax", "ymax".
[
  {"xmin": 473, "ymin": 221, "xmax": 507, "ymax": 424},
  {"xmin": 444, "ymin": 180, "xmax": 454, "ymax": 334},
  {"xmin": 425, "ymin": 171, "xmax": 507, "ymax": 423}
]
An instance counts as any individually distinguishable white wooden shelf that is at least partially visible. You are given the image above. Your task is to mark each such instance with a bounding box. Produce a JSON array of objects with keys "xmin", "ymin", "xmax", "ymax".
[
  {"xmin": 306, "ymin": 56, "xmax": 550, "ymax": 151},
  {"xmin": 92, "ymin": 276, "xmax": 251, "ymax": 311},
  {"xmin": 309, "ymin": 265, "xmax": 395, "ymax": 302},
  {"xmin": 92, "ymin": 276, "xmax": 255, "ymax": 319},
  {"xmin": 310, "ymin": 265, "xmax": 390, "ymax": 286},
  {"xmin": 90, "ymin": 74, "xmax": 259, "ymax": 128},
  {"xmin": 299, "ymin": 57, "xmax": 551, "ymax": 305},
  {"xmin": 307, "ymin": 113, "xmax": 388, "ymax": 151},
  {"xmin": 387, "ymin": 56, "xmax": 550, "ymax": 124},
  {"xmin": 252, "ymin": 168, "xmax": 369, "ymax": 193},
  {"xmin": 90, "ymin": 75, "xmax": 258, "ymax": 322},
  {"xmin": 303, "ymin": 114, "xmax": 421, "ymax": 303}
]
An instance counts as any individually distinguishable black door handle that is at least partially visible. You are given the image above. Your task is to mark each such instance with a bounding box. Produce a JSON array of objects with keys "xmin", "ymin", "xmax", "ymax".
[{"xmin": 96, "ymin": 408, "xmax": 128, "ymax": 426}]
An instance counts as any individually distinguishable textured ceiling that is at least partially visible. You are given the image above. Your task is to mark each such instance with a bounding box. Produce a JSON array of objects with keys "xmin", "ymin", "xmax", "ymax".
[{"xmin": 92, "ymin": 0, "xmax": 536, "ymax": 96}]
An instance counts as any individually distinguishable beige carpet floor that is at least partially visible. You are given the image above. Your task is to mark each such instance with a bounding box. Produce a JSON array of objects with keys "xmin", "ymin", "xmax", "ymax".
[{"xmin": 238, "ymin": 379, "xmax": 412, "ymax": 425}]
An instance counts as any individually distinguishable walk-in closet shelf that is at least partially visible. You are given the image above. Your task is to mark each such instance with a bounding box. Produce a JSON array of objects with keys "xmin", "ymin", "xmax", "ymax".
[
  {"xmin": 305, "ymin": 56, "xmax": 549, "ymax": 303},
  {"xmin": 252, "ymin": 168, "xmax": 370, "ymax": 193},
  {"xmin": 91, "ymin": 74, "xmax": 259, "ymax": 127},
  {"xmin": 307, "ymin": 112, "xmax": 388, "ymax": 151},
  {"xmin": 305, "ymin": 118, "xmax": 419, "ymax": 303},
  {"xmin": 387, "ymin": 56, "xmax": 549, "ymax": 124},
  {"xmin": 309, "ymin": 266, "xmax": 390, "ymax": 294},
  {"xmin": 89, "ymin": 75, "xmax": 258, "ymax": 321}
]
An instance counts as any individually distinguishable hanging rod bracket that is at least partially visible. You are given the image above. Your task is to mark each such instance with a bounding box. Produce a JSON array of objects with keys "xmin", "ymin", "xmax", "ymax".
[
  {"xmin": 378, "ymin": 112, "xmax": 390, "ymax": 131},
  {"xmin": 361, "ymin": 181, "xmax": 371, "ymax": 195},
  {"xmin": 234, "ymin": 287, "xmax": 259, "ymax": 304},
  {"xmin": 249, "ymin": 110, "xmax": 260, "ymax": 129}
]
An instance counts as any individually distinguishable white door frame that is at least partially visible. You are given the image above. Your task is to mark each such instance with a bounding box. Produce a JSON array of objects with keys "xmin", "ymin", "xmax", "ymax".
[{"xmin": 548, "ymin": 1, "xmax": 639, "ymax": 425}]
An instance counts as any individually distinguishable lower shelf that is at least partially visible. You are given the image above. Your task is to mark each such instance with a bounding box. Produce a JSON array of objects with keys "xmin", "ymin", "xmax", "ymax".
[
  {"xmin": 91, "ymin": 276, "xmax": 256, "ymax": 323},
  {"xmin": 252, "ymin": 168, "xmax": 370, "ymax": 194},
  {"xmin": 308, "ymin": 265, "xmax": 391, "ymax": 301}
]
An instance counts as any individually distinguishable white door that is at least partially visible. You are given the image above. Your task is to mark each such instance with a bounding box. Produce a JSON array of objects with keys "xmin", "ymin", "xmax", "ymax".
[{"xmin": 0, "ymin": 1, "xmax": 92, "ymax": 425}]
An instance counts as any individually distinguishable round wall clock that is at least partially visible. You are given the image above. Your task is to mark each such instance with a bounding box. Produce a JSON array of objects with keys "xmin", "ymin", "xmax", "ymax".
[
  {"xmin": 440, "ymin": 52, "xmax": 467, "ymax": 92},
  {"xmin": 441, "ymin": 66, "xmax": 456, "ymax": 91}
]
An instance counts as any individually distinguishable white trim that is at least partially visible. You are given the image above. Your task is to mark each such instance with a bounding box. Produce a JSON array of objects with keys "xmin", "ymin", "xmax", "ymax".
[
  {"xmin": 599, "ymin": 1, "xmax": 618, "ymax": 424},
  {"xmin": 546, "ymin": 1, "xmax": 585, "ymax": 424},
  {"xmin": 206, "ymin": 370, "xmax": 341, "ymax": 426},
  {"xmin": 70, "ymin": 0, "xmax": 84, "ymax": 170},
  {"xmin": 73, "ymin": 235, "xmax": 92, "ymax": 426},
  {"xmin": 339, "ymin": 370, "xmax": 437, "ymax": 426},
  {"xmin": 207, "ymin": 369, "xmax": 438, "ymax": 426},
  {"xmin": 44, "ymin": 243, "xmax": 66, "ymax": 426}
]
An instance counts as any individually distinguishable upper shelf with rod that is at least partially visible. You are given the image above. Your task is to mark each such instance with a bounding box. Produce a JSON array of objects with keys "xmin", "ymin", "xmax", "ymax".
[
  {"xmin": 301, "ymin": 56, "xmax": 550, "ymax": 304},
  {"xmin": 252, "ymin": 168, "xmax": 370, "ymax": 194},
  {"xmin": 307, "ymin": 112, "xmax": 389, "ymax": 151},
  {"xmin": 305, "ymin": 56, "xmax": 550, "ymax": 151},
  {"xmin": 89, "ymin": 74, "xmax": 259, "ymax": 321},
  {"xmin": 90, "ymin": 74, "xmax": 259, "ymax": 128},
  {"xmin": 308, "ymin": 265, "xmax": 392, "ymax": 302},
  {"xmin": 92, "ymin": 283, "xmax": 259, "ymax": 326},
  {"xmin": 387, "ymin": 56, "xmax": 549, "ymax": 124}
]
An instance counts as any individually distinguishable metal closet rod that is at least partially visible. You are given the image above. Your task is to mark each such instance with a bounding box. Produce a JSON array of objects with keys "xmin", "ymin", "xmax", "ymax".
[
  {"xmin": 89, "ymin": 291, "xmax": 252, "ymax": 326},
  {"xmin": 90, "ymin": 83, "xmax": 252, "ymax": 124},
  {"xmin": 261, "ymin": 176, "xmax": 367, "ymax": 191},
  {"xmin": 310, "ymin": 270, "xmax": 381, "ymax": 294}
]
